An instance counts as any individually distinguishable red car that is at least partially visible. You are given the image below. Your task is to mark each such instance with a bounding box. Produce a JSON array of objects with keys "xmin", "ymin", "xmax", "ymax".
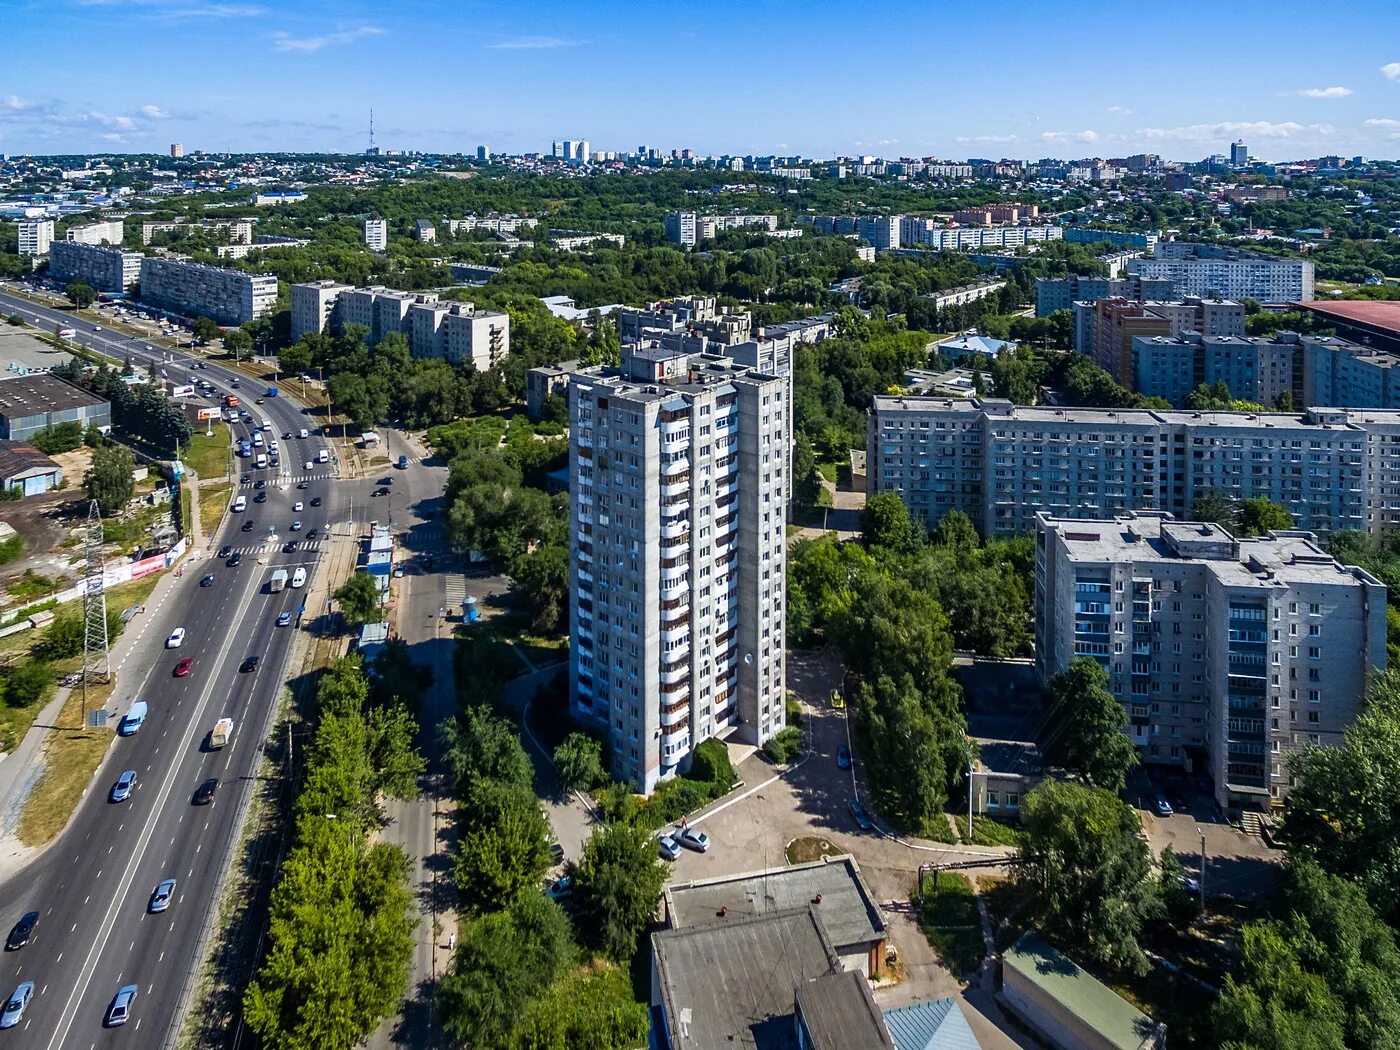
[{"xmin": 173, "ymin": 658, "xmax": 192, "ymax": 677}]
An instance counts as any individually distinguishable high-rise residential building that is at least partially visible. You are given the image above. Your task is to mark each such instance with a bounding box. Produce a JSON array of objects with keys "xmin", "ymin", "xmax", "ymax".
[
  {"xmin": 16, "ymin": 219, "xmax": 54, "ymax": 257},
  {"xmin": 49, "ymin": 241, "xmax": 143, "ymax": 293},
  {"xmin": 618, "ymin": 296, "xmax": 751, "ymax": 347},
  {"xmin": 140, "ymin": 218, "xmax": 253, "ymax": 246},
  {"xmin": 1074, "ymin": 296, "xmax": 1246, "ymax": 373},
  {"xmin": 477, "ymin": 145, "xmax": 491, "ymax": 162},
  {"xmin": 562, "ymin": 139, "xmax": 577, "ymax": 161},
  {"xmin": 1131, "ymin": 333, "xmax": 1293, "ymax": 406},
  {"xmin": 664, "ymin": 211, "xmax": 697, "ymax": 247},
  {"xmin": 1303, "ymin": 336, "xmax": 1400, "ymax": 408},
  {"xmin": 554, "ymin": 344, "xmax": 789, "ymax": 792},
  {"xmin": 139, "ymin": 257, "xmax": 277, "ymax": 325},
  {"xmin": 290, "ymin": 279, "xmax": 355, "ymax": 341},
  {"xmin": 170, "ymin": 143, "xmax": 184, "ymax": 158},
  {"xmin": 577, "ymin": 139, "xmax": 591, "ymax": 163},
  {"xmin": 893, "ymin": 218, "xmax": 1063, "ymax": 251},
  {"xmin": 364, "ymin": 216, "xmax": 388, "ymax": 251},
  {"xmin": 1036, "ymin": 274, "xmax": 1179, "ymax": 317},
  {"xmin": 1035, "ymin": 511, "xmax": 1385, "ymax": 811},
  {"xmin": 1128, "ymin": 243, "xmax": 1314, "ymax": 303},
  {"xmin": 856, "ymin": 215, "xmax": 901, "ymax": 251},
  {"xmin": 405, "ymin": 299, "xmax": 510, "ymax": 370},
  {"xmin": 1062, "ymin": 228, "xmax": 1160, "ymax": 251},
  {"xmin": 551, "ymin": 140, "xmax": 564, "ymax": 158},
  {"xmin": 866, "ymin": 397, "xmax": 1400, "ymax": 537},
  {"xmin": 1230, "ymin": 140, "xmax": 1249, "ymax": 167},
  {"xmin": 66, "ymin": 220, "xmax": 125, "ymax": 246}
]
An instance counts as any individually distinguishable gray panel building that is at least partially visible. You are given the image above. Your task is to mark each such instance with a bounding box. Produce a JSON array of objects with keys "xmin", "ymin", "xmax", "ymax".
[
  {"xmin": 50, "ymin": 241, "xmax": 143, "ymax": 293},
  {"xmin": 139, "ymin": 257, "xmax": 277, "ymax": 325}
]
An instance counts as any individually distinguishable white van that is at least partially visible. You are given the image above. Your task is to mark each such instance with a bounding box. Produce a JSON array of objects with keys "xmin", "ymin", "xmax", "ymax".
[
  {"xmin": 316, "ymin": 448, "xmax": 329, "ymax": 464},
  {"xmin": 232, "ymin": 495, "xmax": 247, "ymax": 512},
  {"xmin": 252, "ymin": 432, "xmax": 264, "ymax": 447},
  {"xmin": 255, "ymin": 454, "xmax": 268, "ymax": 470},
  {"xmin": 290, "ymin": 566, "xmax": 307, "ymax": 588}
]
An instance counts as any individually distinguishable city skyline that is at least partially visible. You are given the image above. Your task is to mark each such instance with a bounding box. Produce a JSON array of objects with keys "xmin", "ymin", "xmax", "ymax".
[{"xmin": 0, "ymin": 0, "xmax": 1398, "ymax": 160}]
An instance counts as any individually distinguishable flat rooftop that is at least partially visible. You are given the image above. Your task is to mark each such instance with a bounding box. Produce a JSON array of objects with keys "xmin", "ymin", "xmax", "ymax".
[
  {"xmin": 1296, "ymin": 299, "xmax": 1400, "ymax": 336},
  {"xmin": 0, "ymin": 328, "xmax": 75, "ymax": 375},
  {"xmin": 0, "ymin": 371, "xmax": 106, "ymax": 417}
]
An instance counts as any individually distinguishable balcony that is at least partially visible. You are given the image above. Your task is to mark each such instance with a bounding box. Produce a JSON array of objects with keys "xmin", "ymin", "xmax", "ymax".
[
  {"xmin": 663, "ymin": 456, "xmax": 690, "ymax": 477},
  {"xmin": 661, "ymin": 600, "xmax": 690, "ymax": 624},
  {"xmin": 665, "ymin": 497, "xmax": 691, "ymax": 517},
  {"xmin": 660, "ymin": 662, "xmax": 689, "ymax": 686},
  {"xmin": 577, "ymin": 568, "xmax": 593, "ymax": 586},
  {"xmin": 662, "ymin": 473, "xmax": 691, "ymax": 496},
  {"xmin": 662, "ymin": 574, "xmax": 688, "ymax": 600},
  {"xmin": 661, "ymin": 519, "xmax": 691, "ymax": 541},
  {"xmin": 661, "ymin": 701, "xmax": 690, "ymax": 728},
  {"xmin": 662, "ymin": 618, "xmax": 691, "ymax": 645},
  {"xmin": 662, "ymin": 722, "xmax": 691, "ymax": 748},
  {"xmin": 662, "ymin": 535, "xmax": 690, "ymax": 557}
]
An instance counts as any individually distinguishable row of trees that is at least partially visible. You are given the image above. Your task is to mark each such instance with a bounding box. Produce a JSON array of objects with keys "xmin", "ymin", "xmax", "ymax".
[
  {"xmin": 243, "ymin": 656, "xmax": 424, "ymax": 1050},
  {"xmin": 435, "ymin": 704, "xmax": 652, "ymax": 1048},
  {"xmin": 51, "ymin": 358, "xmax": 192, "ymax": 454}
]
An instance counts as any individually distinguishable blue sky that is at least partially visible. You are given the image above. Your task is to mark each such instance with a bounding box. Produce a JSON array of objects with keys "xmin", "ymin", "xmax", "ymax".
[{"xmin": 3, "ymin": 0, "xmax": 1399, "ymax": 160}]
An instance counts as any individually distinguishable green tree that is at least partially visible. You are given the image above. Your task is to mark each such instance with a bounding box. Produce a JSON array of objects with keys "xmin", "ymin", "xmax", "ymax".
[
  {"xmin": 859, "ymin": 674, "xmax": 953, "ymax": 829},
  {"xmin": 509, "ymin": 543, "xmax": 568, "ymax": 633},
  {"xmin": 1285, "ymin": 667, "xmax": 1400, "ymax": 923},
  {"xmin": 553, "ymin": 732, "xmax": 606, "ymax": 794},
  {"xmin": 366, "ymin": 703, "xmax": 426, "ymax": 800},
  {"xmin": 861, "ymin": 491, "xmax": 923, "ymax": 553},
  {"xmin": 332, "ymin": 571, "xmax": 382, "ymax": 627},
  {"xmin": 65, "ymin": 281, "xmax": 95, "ymax": 309},
  {"xmin": 278, "ymin": 340, "xmax": 314, "ymax": 376},
  {"xmin": 84, "ymin": 443, "xmax": 135, "ymax": 515},
  {"xmin": 1157, "ymin": 847, "xmax": 1201, "ymax": 929},
  {"xmin": 1017, "ymin": 781, "xmax": 1160, "ymax": 974},
  {"xmin": 1191, "ymin": 489, "xmax": 1236, "ymax": 527},
  {"xmin": 439, "ymin": 705, "xmax": 534, "ymax": 795},
  {"xmin": 1211, "ymin": 923, "xmax": 1347, "ymax": 1050},
  {"xmin": 1039, "ymin": 658, "xmax": 1140, "ymax": 792},
  {"xmin": 573, "ymin": 821, "xmax": 669, "ymax": 963},
  {"xmin": 437, "ymin": 892, "xmax": 575, "ymax": 1048},
  {"xmin": 192, "ymin": 316, "xmax": 221, "ymax": 343},
  {"xmin": 511, "ymin": 965, "xmax": 649, "ymax": 1050},
  {"xmin": 454, "ymin": 779, "xmax": 554, "ymax": 912},
  {"xmin": 1235, "ymin": 496, "xmax": 1295, "ymax": 536},
  {"xmin": 224, "ymin": 327, "xmax": 253, "ymax": 361},
  {"xmin": 3, "ymin": 660, "xmax": 51, "ymax": 708}
]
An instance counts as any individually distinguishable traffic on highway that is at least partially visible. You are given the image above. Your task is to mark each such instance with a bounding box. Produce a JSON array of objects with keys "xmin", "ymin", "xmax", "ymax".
[{"xmin": 0, "ymin": 286, "xmax": 346, "ymax": 1046}]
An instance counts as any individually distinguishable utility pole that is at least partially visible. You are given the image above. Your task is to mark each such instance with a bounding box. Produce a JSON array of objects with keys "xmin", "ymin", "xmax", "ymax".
[{"xmin": 1198, "ymin": 829, "xmax": 1207, "ymax": 910}]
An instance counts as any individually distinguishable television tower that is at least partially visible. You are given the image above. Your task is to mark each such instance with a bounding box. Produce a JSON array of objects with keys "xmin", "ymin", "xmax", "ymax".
[
  {"xmin": 81, "ymin": 499, "xmax": 111, "ymax": 725},
  {"xmin": 368, "ymin": 109, "xmax": 375, "ymax": 154}
]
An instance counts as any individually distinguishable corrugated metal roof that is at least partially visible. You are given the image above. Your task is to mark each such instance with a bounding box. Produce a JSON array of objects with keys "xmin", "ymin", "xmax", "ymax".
[{"xmin": 881, "ymin": 998, "xmax": 982, "ymax": 1050}]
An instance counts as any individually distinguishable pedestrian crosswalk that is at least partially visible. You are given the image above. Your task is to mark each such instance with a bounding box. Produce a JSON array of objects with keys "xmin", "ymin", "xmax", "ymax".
[
  {"xmin": 221, "ymin": 540, "xmax": 327, "ymax": 556},
  {"xmin": 236, "ymin": 472, "xmax": 334, "ymax": 489}
]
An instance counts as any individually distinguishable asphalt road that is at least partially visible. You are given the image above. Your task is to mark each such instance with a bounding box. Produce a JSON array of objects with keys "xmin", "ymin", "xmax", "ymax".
[{"xmin": 0, "ymin": 287, "xmax": 353, "ymax": 1047}]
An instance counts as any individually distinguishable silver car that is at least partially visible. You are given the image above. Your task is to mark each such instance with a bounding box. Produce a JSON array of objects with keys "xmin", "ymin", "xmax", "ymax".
[
  {"xmin": 149, "ymin": 878, "xmax": 176, "ymax": 914},
  {"xmin": 0, "ymin": 982, "xmax": 33, "ymax": 1029}
]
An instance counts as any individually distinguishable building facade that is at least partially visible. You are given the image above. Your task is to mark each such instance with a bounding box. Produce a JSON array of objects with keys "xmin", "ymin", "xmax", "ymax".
[
  {"xmin": 560, "ymin": 345, "xmax": 788, "ymax": 792},
  {"xmin": 1037, "ymin": 274, "xmax": 1179, "ymax": 317},
  {"xmin": 1075, "ymin": 297, "xmax": 1246, "ymax": 380},
  {"xmin": 0, "ymin": 374, "xmax": 111, "ymax": 441},
  {"xmin": 364, "ymin": 217, "xmax": 387, "ymax": 251},
  {"xmin": 1036, "ymin": 512, "xmax": 1385, "ymax": 810},
  {"xmin": 139, "ymin": 257, "xmax": 277, "ymax": 325},
  {"xmin": 66, "ymin": 220, "xmax": 125, "ymax": 246},
  {"xmin": 1131, "ymin": 333, "xmax": 1293, "ymax": 406},
  {"xmin": 406, "ymin": 300, "xmax": 510, "ymax": 370},
  {"xmin": 1129, "ymin": 243, "xmax": 1314, "ymax": 303},
  {"xmin": 290, "ymin": 279, "xmax": 354, "ymax": 342},
  {"xmin": 867, "ymin": 397, "xmax": 1400, "ymax": 537},
  {"xmin": 49, "ymin": 241, "xmax": 143, "ymax": 294},
  {"xmin": 17, "ymin": 219, "xmax": 54, "ymax": 257}
]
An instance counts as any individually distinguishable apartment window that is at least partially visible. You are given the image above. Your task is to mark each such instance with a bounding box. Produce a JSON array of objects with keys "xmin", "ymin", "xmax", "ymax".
[
  {"xmin": 1309, "ymin": 689, "xmax": 1320, "ymax": 703},
  {"xmin": 1308, "ymin": 603, "xmax": 1321, "ymax": 615}
]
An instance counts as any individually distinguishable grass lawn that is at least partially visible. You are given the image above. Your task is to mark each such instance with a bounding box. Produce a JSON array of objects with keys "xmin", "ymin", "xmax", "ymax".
[
  {"xmin": 182, "ymin": 427, "xmax": 232, "ymax": 481},
  {"xmin": 6, "ymin": 570, "xmax": 62, "ymax": 602},
  {"xmin": 785, "ymin": 836, "xmax": 843, "ymax": 865},
  {"xmin": 17, "ymin": 679, "xmax": 115, "ymax": 846},
  {"xmin": 917, "ymin": 871, "xmax": 985, "ymax": 980},
  {"xmin": 199, "ymin": 483, "xmax": 232, "ymax": 539},
  {"xmin": 963, "ymin": 815, "xmax": 1027, "ymax": 848},
  {"xmin": 921, "ymin": 814, "xmax": 963, "ymax": 843},
  {"xmin": 816, "ymin": 461, "xmax": 838, "ymax": 482}
]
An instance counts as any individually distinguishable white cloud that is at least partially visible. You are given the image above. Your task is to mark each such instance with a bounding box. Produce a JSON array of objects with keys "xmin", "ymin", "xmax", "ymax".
[
  {"xmin": 1137, "ymin": 120, "xmax": 1332, "ymax": 141},
  {"xmin": 1289, "ymin": 86, "xmax": 1353, "ymax": 98},
  {"xmin": 140, "ymin": 104, "xmax": 171, "ymax": 119},
  {"xmin": 1366, "ymin": 117, "xmax": 1400, "ymax": 138},
  {"xmin": 954, "ymin": 134, "xmax": 1021, "ymax": 144},
  {"xmin": 1106, "ymin": 105, "xmax": 1133, "ymax": 115},
  {"xmin": 487, "ymin": 36, "xmax": 580, "ymax": 50},
  {"xmin": 1041, "ymin": 129, "xmax": 1099, "ymax": 144},
  {"xmin": 1383, "ymin": 62, "xmax": 1400, "ymax": 81},
  {"xmin": 2, "ymin": 95, "xmax": 40, "ymax": 112},
  {"xmin": 272, "ymin": 25, "xmax": 385, "ymax": 53}
]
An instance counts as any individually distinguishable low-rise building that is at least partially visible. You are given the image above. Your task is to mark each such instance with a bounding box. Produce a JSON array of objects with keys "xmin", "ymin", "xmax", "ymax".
[
  {"xmin": 0, "ymin": 440, "xmax": 64, "ymax": 497},
  {"xmin": 0, "ymin": 373, "xmax": 110, "ymax": 441},
  {"xmin": 413, "ymin": 219, "xmax": 435, "ymax": 243},
  {"xmin": 922, "ymin": 280, "xmax": 1006, "ymax": 312}
]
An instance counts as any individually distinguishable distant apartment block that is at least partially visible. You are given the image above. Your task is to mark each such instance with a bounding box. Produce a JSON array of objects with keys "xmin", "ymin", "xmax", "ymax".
[
  {"xmin": 445, "ymin": 214, "xmax": 539, "ymax": 235},
  {"xmin": 215, "ymin": 235, "xmax": 309, "ymax": 259},
  {"xmin": 663, "ymin": 211, "xmax": 697, "ymax": 246},
  {"xmin": 1036, "ymin": 274, "xmax": 1179, "ymax": 317},
  {"xmin": 1303, "ymin": 335, "xmax": 1400, "ymax": 408},
  {"xmin": 16, "ymin": 219, "xmax": 53, "ymax": 257},
  {"xmin": 1132, "ymin": 333, "xmax": 1293, "ymax": 406},
  {"xmin": 250, "ymin": 190, "xmax": 306, "ymax": 206},
  {"xmin": 952, "ymin": 203, "xmax": 1039, "ymax": 225},
  {"xmin": 665, "ymin": 212, "xmax": 780, "ymax": 246},
  {"xmin": 140, "ymin": 218, "xmax": 253, "ymax": 246},
  {"xmin": 1075, "ymin": 297, "xmax": 1245, "ymax": 380},
  {"xmin": 49, "ymin": 241, "xmax": 143, "ymax": 294},
  {"xmin": 139, "ymin": 257, "xmax": 277, "ymax": 326},
  {"xmin": 1063, "ymin": 227, "xmax": 1161, "ymax": 251},
  {"xmin": 406, "ymin": 300, "xmax": 510, "ymax": 370},
  {"xmin": 856, "ymin": 215, "xmax": 900, "ymax": 250},
  {"xmin": 413, "ymin": 219, "xmax": 435, "ymax": 243},
  {"xmin": 1225, "ymin": 185, "xmax": 1289, "ymax": 204},
  {"xmin": 169, "ymin": 143, "xmax": 184, "ymax": 158},
  {"xmin": 555, "ymin": 344, "xmax": 789, "ymax": 792},
  {"xmin": 66, "ymin": 220, "xmax": 124, "ymax": 246},
  {"xmin": 867, "ymin": 397, "xmax": 1400, "ymax": 537},
  {"xmin": 619, "ymin": 296, "xmax": 752, "ymax": 346},
  {"xmin": 290, "ymin": 279, "xmax": 354, "ymax": 342},
  {"xmin": 921, "ymin": 279, "xmax": 1006, "ymax": 312},
  {"xmin": 364, "ymin": 216, "xmax": 388, "ymax": 251},
  {"xmin": 898, "ymin": 219, "xmax": 1063, "ymax": 251},
  {"xmin": 1129, "ymin": 242, "xmax": 1315, "ymax": 303},
  {"xmin": 1036, "ymin": 511, "xmax": 1385, "ymax": 810},
  {"xmin": 549, "ymin": 230, "xmax": 625, "ymax": 251}
]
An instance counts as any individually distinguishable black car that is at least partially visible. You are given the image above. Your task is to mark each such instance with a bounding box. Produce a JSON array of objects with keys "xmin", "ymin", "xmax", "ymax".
[
  {"xmin": 227, "ymin": 552, "xmax": 242, "ymax": 567},
  {"xmin": 240, "ymin": 474, "xmax": 251, "ymax": 484},
  {"xmin": 296, "ymin": 481, "xmax": 308, "ymax": 489},
  {"xmin": 240, "ymin": 655, "xmax": 260, "ymax": 673},
  {"xmin": 309, "ymin": 497, "xmax": 321, "ymax": 507},
  {"xmin": 372, "ymin": 487, "xmax": 389, "ymax": 497},
  {"xmin": 282, "ymin": 541, "xmax": 298, "ymax": 553},
  {"xmin": 192, "ymin": 778, "xmax": 218, "ymax": 805},
  {"xmin": 253, "ymin": 492, "xmax": 267, "ymax": 504},
  {"xmin": 378, "ymin": 477, "xmax": 393, "ymax": 486},
  {"xmin": 306, "ymin": 529, "xmax": 319, "ymax": 541},
  {"xmin": 254, "ymin": 480, "xmax": 266, "ymax": 490},
  {"xmin": 217, "ymin": 544, "xmax": 232, "ymax": 558},
  {"xmin": 5, "ymin": 912, "xmax": 38, "ymax": 951},
  {"xmin": 241, "ymin": 520, "xmax": 255, "ymax": 532},
  {"xmin": 199, "ymin": 574, "xmax": 215, "ymax": 587}
]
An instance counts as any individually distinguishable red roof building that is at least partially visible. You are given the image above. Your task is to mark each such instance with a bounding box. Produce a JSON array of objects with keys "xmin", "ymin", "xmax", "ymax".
[{"xmin": 1295, "ymin": 300, "xmax": 1400, "ymax": 354}]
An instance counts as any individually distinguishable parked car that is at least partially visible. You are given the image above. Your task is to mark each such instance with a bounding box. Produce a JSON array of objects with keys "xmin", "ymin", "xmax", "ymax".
[
  {"xmin": 549, "ymin": 842, "xmax": 565, "ymax": 866},
  {"xmin": 193, "ymin": 778, "xmax": 219, "ymax": 805},
  {"xmin": 849, "ymin": 799, "xmax": 874, "ymax": 831},
  {"xmin": 829, "ymin": 689, "xmax": 845, "ymax": 710},
  {"xmin": 676, "ymin": 827, "xmax": 711, "ymax": 853},
  {"xmin": 1154, "ymin": 796, "xmax": 1174, "ymax": 818},
  {"xmin": 836, "ymin": 743, "xmax": 851, "ymax": 769},
  {"xmin": 658, "ymin": 835, "xmax": 682, "ymax": 861},
  {"xmin": 5, "ymin": 912, "xmax": 38, "ymax": 951},
  {"xmin": 545, "ymin": 876, "xmax": 573, "ymax": 902}
]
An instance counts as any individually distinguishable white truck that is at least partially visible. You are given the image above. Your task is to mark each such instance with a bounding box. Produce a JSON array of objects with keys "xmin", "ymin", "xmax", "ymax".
[
  {"xmin": 269, "ymin": 568, "xmax": 288, "ymax": 593},
  {"xmin": 210, "ymin": 717, "xmax": 234, "ymax": 750}
]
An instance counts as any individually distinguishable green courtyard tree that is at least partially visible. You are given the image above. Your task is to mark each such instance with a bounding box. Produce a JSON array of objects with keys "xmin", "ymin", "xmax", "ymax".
[
  {"xmin": 861, "ymin": 491, "xmax": 923, "ymax": 553},
  {"xmin": 509, "ymin": 543, "xmax": 568, "ymax": 633},
  {"xmin": 573, "ymin": 821, "xmax": 669, "ymax": 963},
  {"xmin": 332, "ymin": 571, "xmax": 382, "ymax": 627},
  {"xmin": 65, "ymin": 281, "xmax": 95, "ymax": 309},
  {"xmin": 192, "ymin": 316, "xmax": 221, "ymax": 343},
  {"xmin": 1235, "ymin": 496, "xmax": 1295, "ymax": 536},
  {"xmin": 1210, "ymin": 923, "xmax": 1347, "ymax": 1050},
  {"xmin": 84, "ymin": 443, "xmax": 135, "ymax": 515},
  {"xmin": 439, "ymin": 705, "xmax": 534, "ymax": 795},
  {"xmin": 553, "ymin": 732, "xmax": 606, "ymax": 794},
  {"xmin": 223, "ymin": 326, "xmax": 253, "ymax": 361},
  {"xmin": 454, "ymin": 779, "xmax": 553, "ymax": 913},
  {"xmin": 1017, "ymin": 781, "xmax": 1160, "ymax": 974},
  {"xmin": 1039, "ymin": 657, "xmax": 1140, "ymax": 792},
  {"xmin": 277, "ymin": 340, "xmax": 314, "ymax": 377}
]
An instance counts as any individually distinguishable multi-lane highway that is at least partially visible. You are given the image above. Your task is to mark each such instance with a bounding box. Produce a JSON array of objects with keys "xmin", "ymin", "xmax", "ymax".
[{"xmin": 0, "ymin": 287, "xmax": 353, "ymax": 1046}]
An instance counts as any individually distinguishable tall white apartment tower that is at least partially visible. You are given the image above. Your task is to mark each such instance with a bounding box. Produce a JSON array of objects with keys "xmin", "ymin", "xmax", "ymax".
[
  {"xmin": 17, "ymin": 219, "xmax": 54, "ymax": 257},
  {"xmin": 564, "ymin": 345, "xmax": 789, "ymax": 792},
  {"xmin": 364, "ymin": 216, "xmax": 388, "ymax": 251},
  {"xmin": 664, "ymin": 211, "xmax": 698, "ymax": 247}
]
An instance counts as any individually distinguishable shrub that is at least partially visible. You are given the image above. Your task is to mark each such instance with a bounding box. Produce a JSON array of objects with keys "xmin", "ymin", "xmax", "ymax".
[
  {"xmin": 689, "ymin": 738, "xmax": 734, "ymax": 789},
  {"xmin": 762, "ymin": 726, "xmax": 804, "ymax": 764}
]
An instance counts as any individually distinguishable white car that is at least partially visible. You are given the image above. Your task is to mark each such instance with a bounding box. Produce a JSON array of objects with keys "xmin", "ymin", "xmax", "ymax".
[
  {"xmin": 293, "ymin": 501, "xmax": 303, "ymax": 512},
  {"xmin": 165, "ymin": 627, "xmax": 186, "ymax": 649},
  {"xmin": 304, "ymin": 460, "xmax": 314, "ymax": 470}
]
